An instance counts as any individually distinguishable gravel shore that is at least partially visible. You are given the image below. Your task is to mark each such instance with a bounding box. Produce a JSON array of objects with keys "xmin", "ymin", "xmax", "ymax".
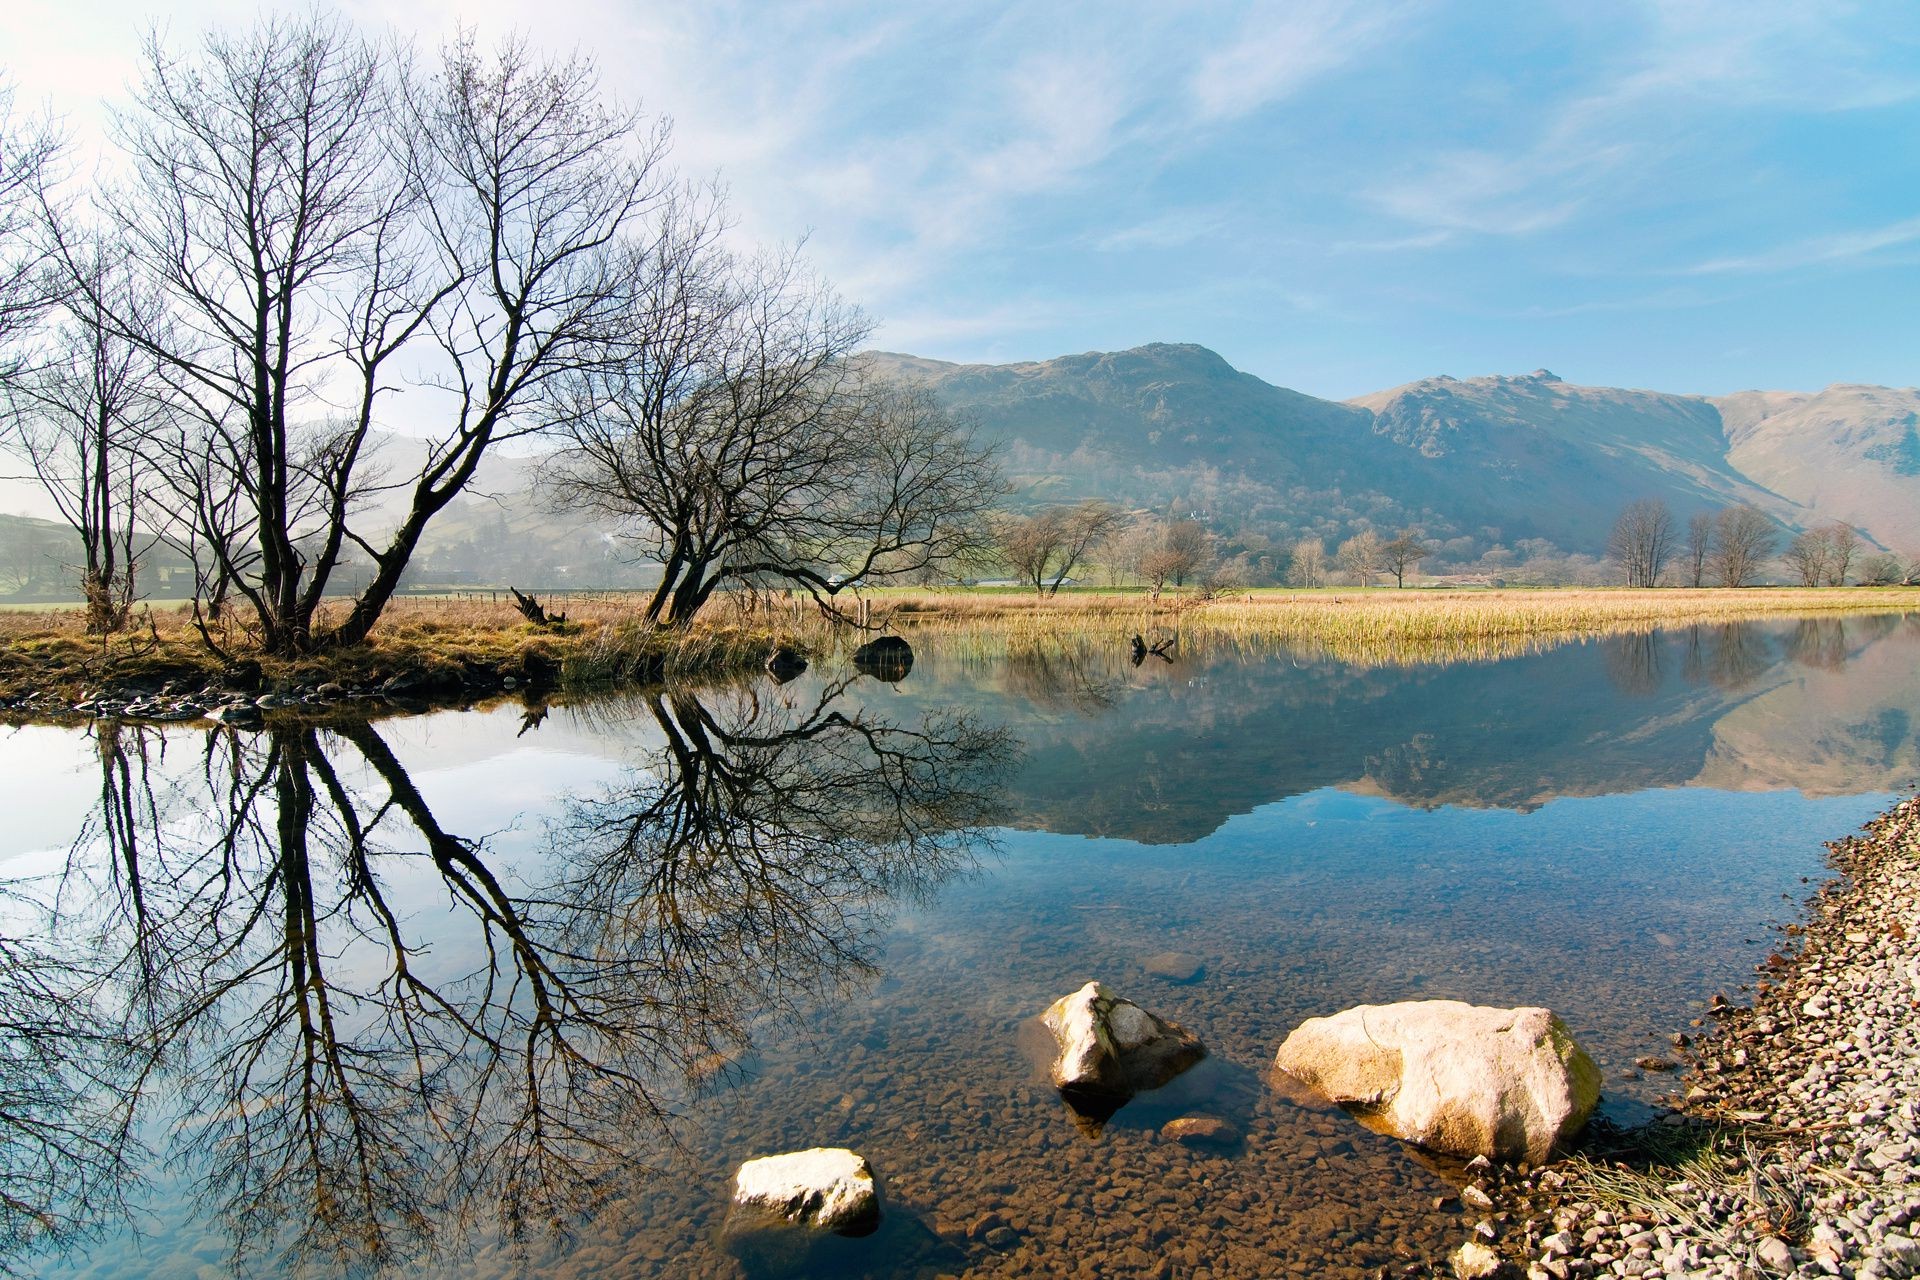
[{"xmin": 1453, "ymin": 792, "xmax": 1920, "ymax": 1280}]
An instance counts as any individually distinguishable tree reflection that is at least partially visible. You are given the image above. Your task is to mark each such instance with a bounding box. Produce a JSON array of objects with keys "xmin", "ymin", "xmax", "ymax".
[{"xmin": 18, "ymin": 685, "xmax": 1010, "ymax": 1275}]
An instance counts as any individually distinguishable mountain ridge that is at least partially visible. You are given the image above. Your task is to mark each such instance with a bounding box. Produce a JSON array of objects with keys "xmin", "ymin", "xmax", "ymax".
[{"xmin": 861, "ymin": 344, "xmax": 1920, "ymax": 553}]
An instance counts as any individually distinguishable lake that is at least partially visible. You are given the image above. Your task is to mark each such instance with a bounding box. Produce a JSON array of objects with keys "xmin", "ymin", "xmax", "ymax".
[{"xmin": 3, "ymin": 614, "xmax": 1917, "ymax": 1279}]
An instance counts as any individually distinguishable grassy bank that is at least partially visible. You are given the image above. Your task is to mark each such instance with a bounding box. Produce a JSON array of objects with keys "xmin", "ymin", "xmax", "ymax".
[
  {"xmin": 4, "ymin": 586, "xmax": 1917, "ymax": 706},
  {"xmin": 0, "ymin": 596, "xmax": 802, "ymax": 706}
]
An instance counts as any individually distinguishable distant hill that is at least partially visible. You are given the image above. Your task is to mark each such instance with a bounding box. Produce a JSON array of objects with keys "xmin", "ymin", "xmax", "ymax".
[
  {"xmin": 1711, "ymin": 384, "xmax": 1920, "ymax": 550},
  {"xmin": 864, "ymin": 344, "xmax": 1920, "ymax": 554}
]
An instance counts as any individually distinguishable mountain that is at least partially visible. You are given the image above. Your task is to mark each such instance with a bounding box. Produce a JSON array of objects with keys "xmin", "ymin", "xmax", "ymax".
[
  {"xmin": 865, "ymin": 344, "xmax": 1920, "ymax": 554},
  {"xmin": 1712, "ymin": 384, "xmax": 1920, "ymax": 550}
]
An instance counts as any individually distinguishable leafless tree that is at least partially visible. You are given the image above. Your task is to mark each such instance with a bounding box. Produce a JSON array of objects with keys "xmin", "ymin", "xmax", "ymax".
[
  {"xmin": 997, "ymin": 500, "xmax": 1125, "ymax": 596},
  {"xmin": 1607, "ymin": 498, "xmax": 1675, "ymax": 588},
  {"xmin": 1782, "ymin": 528, "xmax": 1831, "ymax": 587},
  {"xmin": 0, "ymin": 77, "xmax": 62, "ymax": 364},
  {"xmin": 1710, "ymin": 505, "xmax": 1775, "ymax": 587},
  {"xmin": 1858, "ymin": 551, "xmax": 1905, "ymax": 586},
  {"xmin": 1382, "ymin": 530, "xmax": 1430, "ymax": 588},
  {"xmin": 1158, "ymin": 518, "xmax": 1214, "ymax": 588},
  {"xmin": 1823, "ymin": 523, "xmax": 1860, "ymax": 586},
  {"xmin": 546, "ymin": 244, "xmax": 1000, "ymax": 626},
  {"xmin": 1683, "ymin": 512, "xmax": 1713, "ymax": 587},
  {"xmin": 2, "ymin": 246, "xmax": 164, "ymax": 630},
  {"xmin": 1336, "ymin": 529, "xmax": 1384, "ymax": 586},
  {"xmin": 1286, "ymin": 537, "xmax": 1327, "ymax": 587},
  {"xmin": 55, "ymin": 17, "xmax": 671, "ymax": 654}
]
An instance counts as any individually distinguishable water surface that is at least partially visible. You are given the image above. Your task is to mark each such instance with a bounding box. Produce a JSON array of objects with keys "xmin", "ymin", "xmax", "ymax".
[{"xmin": 4, "ymin": 615, "xmax": 1917, "ymax": 1279}]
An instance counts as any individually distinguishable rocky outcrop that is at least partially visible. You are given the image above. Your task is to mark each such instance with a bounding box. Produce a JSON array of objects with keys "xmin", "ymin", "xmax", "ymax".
[
  {"xmin": 722, "ymin": 1147, "xmax": 880, "ymax": 1268},
  {"xmin": 1041, "ymin": 981, "xmax": 1205, "ymax": 1112},
  {"xmin": 1272, "ymin": 1000, "xmax": 1600, "ymax": 1163}
]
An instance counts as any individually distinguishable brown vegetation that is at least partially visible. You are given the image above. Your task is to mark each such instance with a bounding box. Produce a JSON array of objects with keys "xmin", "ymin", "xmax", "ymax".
[{"xmin": 0, "ymin": 595, "xmax": 802, "ymax": 705}]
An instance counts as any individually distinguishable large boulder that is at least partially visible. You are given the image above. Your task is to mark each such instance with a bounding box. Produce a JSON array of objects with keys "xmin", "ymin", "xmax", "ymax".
[
  {"xmin": 1041, "ymin": 981, "xmax": 1205, "ymax": 1113},
  {"xmin": 722, "ymin": 1147, "xmax": 881, "ymax": 1267},
  {"xmin": 1272, "ymin": 1000, "xmax": 1601, "ymax": 1164}
]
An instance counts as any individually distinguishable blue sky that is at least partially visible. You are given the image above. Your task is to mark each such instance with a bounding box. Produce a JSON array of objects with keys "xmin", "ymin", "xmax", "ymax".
[{"xmin": 5, "ymin": 0, "xmax": 1920, "ymax": 398}]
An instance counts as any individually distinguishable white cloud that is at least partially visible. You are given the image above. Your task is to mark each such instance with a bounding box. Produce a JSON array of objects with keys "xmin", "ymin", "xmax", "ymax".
[
  {"xmin": 1685, "ymin": 216, "xmax": 1920, "ymax": 275},
  {"xmin": 1188, "ymin": 1, "xmax": 1421, "ymax": 122}
]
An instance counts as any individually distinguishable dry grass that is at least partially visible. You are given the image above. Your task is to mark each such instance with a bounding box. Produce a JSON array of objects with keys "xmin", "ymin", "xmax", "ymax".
[
  {"xmin": 855, "ymin": 586, "xmax": 1920, "ymax": 668},
  {"xmin": 0, "ymin": 593, "xmax": 804, "ymax": 702},
  {"xmin": 4, "ymin": 586, "xmax": 1917, "ymax": 701}
]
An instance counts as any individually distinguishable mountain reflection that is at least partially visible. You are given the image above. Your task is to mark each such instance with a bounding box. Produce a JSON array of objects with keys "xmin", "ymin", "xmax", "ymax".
[
  {"xmin": 971, "ymin": 616, "xmax": 1920, "ymax": 839},
  {"xmin": 11, "ymin": 685, "xmax": 1011, "ymax": 1276}
]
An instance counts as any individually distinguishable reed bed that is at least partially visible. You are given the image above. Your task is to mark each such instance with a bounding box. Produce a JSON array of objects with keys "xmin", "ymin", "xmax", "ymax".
[{"xmin": 853, "ymin": 586, "xmax": 1920, "ymax": 670}]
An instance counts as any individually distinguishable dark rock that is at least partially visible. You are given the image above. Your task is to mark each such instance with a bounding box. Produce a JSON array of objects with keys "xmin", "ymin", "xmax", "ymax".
[
  {"xmin": 852, "ymin": 635, "xmax": 913, "ymax": 682},
  {"xmin": 766, "ymin": 646, "xmax": 808, "ymax": 683}
]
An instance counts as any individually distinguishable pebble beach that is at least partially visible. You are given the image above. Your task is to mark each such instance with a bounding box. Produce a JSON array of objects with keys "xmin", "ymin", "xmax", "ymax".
[{"xmin": 1456, "ymin": 793, "xmax": 1920, "ymax": 1280}]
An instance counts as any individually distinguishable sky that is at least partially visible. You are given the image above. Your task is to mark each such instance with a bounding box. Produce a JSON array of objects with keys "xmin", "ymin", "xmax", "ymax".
[{"xmin": 4, "ymin": 0, "xmax": 1920, "ymax": 400}]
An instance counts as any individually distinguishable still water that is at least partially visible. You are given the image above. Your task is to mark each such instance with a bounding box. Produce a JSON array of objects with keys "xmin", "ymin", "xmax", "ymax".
[{"xmin": 3, "ymin": 615, "xmax": 1917, "ymax": 1279}]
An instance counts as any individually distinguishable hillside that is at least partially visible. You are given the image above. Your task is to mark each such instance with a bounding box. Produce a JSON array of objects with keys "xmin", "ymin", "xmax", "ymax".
[
  {"xmin": 868, "ymin": 345, "xmax": 1920, "ymax": 553},
  {"xmin": 1712, "ymin": 384, "xmax": 1920, "ymax": 551}
]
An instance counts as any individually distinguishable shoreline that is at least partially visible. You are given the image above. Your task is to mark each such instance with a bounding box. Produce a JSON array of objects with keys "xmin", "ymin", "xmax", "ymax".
[
  {"xmin": 1451, "ymin": 792, "xmax": 1920, "ymax": 1279},
  {"xmin": 3, "ymin": 587, "xmax": 1916, "ymax": 721}
]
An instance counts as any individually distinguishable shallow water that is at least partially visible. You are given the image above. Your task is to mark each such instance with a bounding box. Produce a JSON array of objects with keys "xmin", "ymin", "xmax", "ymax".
[{"xmin": 4, "ymin": 615, "xmax": 1918, "ymax": 1279}]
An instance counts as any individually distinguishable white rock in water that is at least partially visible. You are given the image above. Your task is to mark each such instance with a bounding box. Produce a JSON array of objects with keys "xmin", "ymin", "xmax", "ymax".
[
  {"xmin": 728, "ymin": 1147, "xmax": 880, "ymax": 1237},
  {"xmin": 1041, "ymin": 980, "xmax": 1205, "ymax": 1100},
  {"xmin": 1273, "ymin": 1000, "xmax": 1601, "ymax": 1164}
]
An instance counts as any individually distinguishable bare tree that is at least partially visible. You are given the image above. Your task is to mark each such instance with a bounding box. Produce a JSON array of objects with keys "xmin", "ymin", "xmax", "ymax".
[
  {"xmin": 60, "ymin": 17, "xmax": 671, "ymax": 654},
  {"xmin": 1158, "ymin": 518, "xmax": 1213, "ymax": 588},
  {"xmin": 0, "ymin": 78, "xmax": 62, "ymax": 364},
  {"xmin": 1823, "ymin": 522, "xmax": 1860, "ymax": 586},
  {"xmin": 1607, "ymin": 498, "xmax": 1675, "ymax": 588},
  {"xmin": 1782, "ymin": 528, "xmax": 1831, "ymax": 587},
  {"xmin": 2, "ymin": 245, "xmax": 163, "ymax": 630},
  {"xmin": 1682, "ymin": 512, "xmax": 1713, "ymax": 587},
  {"xmin": 1336, "ymin": 529, "xmax": 1384, "ymax": 586},
  {"xmin": 997, "ymin": 501, "xmax": 1124, "ymax": 596},
  {"xmin": 1286, "ymin": 537, "xmax": 1327, "ymax": 587},
  {"xmin": 1710, "ymin": 505, "xmax": 1775, "ymax": 587},
  {"xmin": 1382, "ymin": 530, "xmax": 1430, "ymax": 588},
  {"xmin": 1858, "ymin": 551, "xmax": 1905, "ymax": 586},
  {"xmin": 546, "ymin": 245, "xmax": 1000, "ymax": 625}
]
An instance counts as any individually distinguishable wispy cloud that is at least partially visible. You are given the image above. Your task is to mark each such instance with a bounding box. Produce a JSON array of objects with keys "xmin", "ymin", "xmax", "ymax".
[
  {"xmin": 1088, "ymin": 208, "xmax": 1235, "ymax": 252},
  {"xmin": 1188, "ymin": 1, "xmax": 1423, "ymax": 122},
  {"xmin": 1684, "ymin": 216, "xmax": 1920, "ymax": 275}
]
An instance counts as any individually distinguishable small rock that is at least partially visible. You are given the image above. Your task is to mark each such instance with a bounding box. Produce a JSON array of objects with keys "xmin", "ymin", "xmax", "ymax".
[
  {"xmin": 1141, "ymin": 951, "xmax": 1206, "ymax": 983},
  {"xmin": 1452, "ymin": 1240, "xmax": 1502, "ymax": 1279},
  {"xmin": 1754, "ymin": 1236, "xmax": 1793, "ymax": 1270},
  {"xmin": 724, "ymin": 1147, "xmax": 879, "ymax": 1238},
  {"xmin": 1159, "ymin": 1115, "xmax": 1239, "ymax": 1147}
]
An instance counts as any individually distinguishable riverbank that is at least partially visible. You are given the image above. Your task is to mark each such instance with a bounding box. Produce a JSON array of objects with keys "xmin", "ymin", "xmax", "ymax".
[
  {"xmin": 3, "ymin": 586, "xmax": 1918, "ymax": 716},
  {"xmin": 1451, "ymin": 792, "xmax": 1920, "ymax": 1279},
  {"xmin": 0, "ymin": 596, "xmax": 799, "ymax": 718}
]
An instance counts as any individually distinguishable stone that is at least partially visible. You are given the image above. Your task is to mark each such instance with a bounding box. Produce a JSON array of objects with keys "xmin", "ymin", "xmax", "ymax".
[
  {"xmin": 1272, "ymin": 1000, "xmax": 1601, "ymax": 1163},
  {"xmin": 1142, "ymin": 951, "xmax": 1206, "ymax": 983},
  {"xmin": 852, "ymin": 635, "xmax": 913, "ymax": 682},
  {"xmin": 1040, "ymin": 981, "xmax": 1205, "ymax": 1107},
  {"xmin": 765, "ymin": 646, "xmax": 808, "ymax": 683},
  {"xmin": 1452, "ymin": 1240, "xmax": 1503, "ymax": 1279},
  {"xmin": 724, "ymin": 1147, "xmax": 880, "ymax": 1240},
  {"xmin": 1159, "ymin": 1115, "xmax": 1240, "ymax": 1147},
  {"xmin": 1754, "ymin": 1237, "xmax": 1793, "ymax": 1270}
]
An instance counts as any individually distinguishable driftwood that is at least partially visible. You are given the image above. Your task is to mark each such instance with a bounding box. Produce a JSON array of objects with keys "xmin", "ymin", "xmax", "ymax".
[
  {"xmin": 510, "ymin": 587, "xmax": 567, "ymax": 628},
  {"xmin": 1128, "ymin": 633, "xmax": 1177, "ymax": 667}
]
